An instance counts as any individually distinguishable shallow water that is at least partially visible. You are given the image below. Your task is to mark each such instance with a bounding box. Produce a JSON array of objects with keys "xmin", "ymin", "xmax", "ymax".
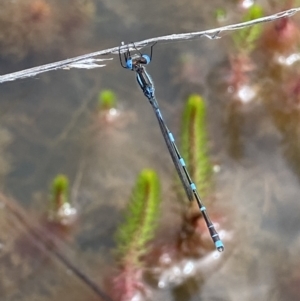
[{"xmin": 1, "ymin": 0, "xmax": 300, "ymax": 300}]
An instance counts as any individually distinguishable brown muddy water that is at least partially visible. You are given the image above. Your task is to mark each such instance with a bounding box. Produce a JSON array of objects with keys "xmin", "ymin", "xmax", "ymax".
[{"xmin": 1, "ymin": 0, "xmax": 300, "ymax": 301}]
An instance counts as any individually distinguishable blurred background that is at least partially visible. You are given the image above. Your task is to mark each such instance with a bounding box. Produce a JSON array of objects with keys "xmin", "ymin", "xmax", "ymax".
[{"xmin": 1, "ymin": 0, "xmax": 300, "ymax": 300}]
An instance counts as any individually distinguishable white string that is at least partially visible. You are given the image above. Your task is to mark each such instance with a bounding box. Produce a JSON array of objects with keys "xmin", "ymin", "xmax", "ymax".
[{"xmin": 0, "ymin": 7, "xmax": 299, "ymax": 84}]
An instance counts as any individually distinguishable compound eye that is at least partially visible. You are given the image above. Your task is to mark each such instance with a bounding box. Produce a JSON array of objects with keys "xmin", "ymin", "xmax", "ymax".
[
  {"xmin": 142, "ymin": 55, "xmax": 150, "ymax": 65},
  {"xmin": 126, "ymin": 59, "xmax": 133, "ymax": 69}
]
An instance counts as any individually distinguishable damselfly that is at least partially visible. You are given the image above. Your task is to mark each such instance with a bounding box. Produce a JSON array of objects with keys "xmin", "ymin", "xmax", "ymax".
[{"xmin": 119, "ymin": 43, "xmax": 224, "ymax": 252}]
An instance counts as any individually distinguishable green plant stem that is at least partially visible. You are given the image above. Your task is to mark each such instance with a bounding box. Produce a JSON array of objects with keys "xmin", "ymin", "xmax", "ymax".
[{"xmin": 115, "ymin": 169, "xmax": 161, "ymax": 267}]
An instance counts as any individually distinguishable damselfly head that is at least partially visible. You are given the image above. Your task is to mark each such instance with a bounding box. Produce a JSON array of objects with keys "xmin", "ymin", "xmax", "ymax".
[
  {"xmin": 142, "ymin": 54, "xmax": 151, "ymax": 65},
  {"xmin": 126, "ymin": 54, "xmax": 150, "ymax": 70},
  {"xmin": 126, "ymin": 58, "xmax": 133, "ymax": 70}
]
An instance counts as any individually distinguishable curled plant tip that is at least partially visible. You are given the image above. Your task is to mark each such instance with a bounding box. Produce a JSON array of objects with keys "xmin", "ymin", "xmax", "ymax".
[
  {"xmin": 98, "ymin": 89, "xmax": 119, "ymax": 122},
  {"xmin": 115, "ymin": 169, "xmax": 161, "ymax": 266},
  {"xmin": 48, "ymin": 174, "xmax": 77, "ymax": 225},
  {"xmin": 232, "ymin": 4, "xmax": 264, "ymax": 52},
  {"xmin": 181, "ymin": 94, "xmax": 212, "ymax": 200}
]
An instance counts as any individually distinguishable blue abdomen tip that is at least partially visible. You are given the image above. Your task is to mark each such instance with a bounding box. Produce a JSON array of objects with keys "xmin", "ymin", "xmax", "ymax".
[{"xmin": 215, "ymin": 240, "xmax": 224, "ymax": 252}]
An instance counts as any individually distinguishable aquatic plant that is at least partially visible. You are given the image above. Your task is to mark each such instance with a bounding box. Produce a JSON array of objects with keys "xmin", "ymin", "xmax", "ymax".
[
  {"xmin": 223, "ymin": 6, "xmax": 261, "ymax": 102},
  {"xmin": 260, "ymin": 12, "xmax": 300, "ymax": 54},
  {"xmin": 258, "ymin": 0, "xmax": 300, "ymax": 54},
  {"xmin": 98, "ymin": 90, "xmax": 117, "ymax": 111},
  {"xmin": 48, "ymin": 174, "xmax": 77, "ymax": 225},
  {"xmin": 232, "ymin": 4, "xmax": 264, "ymax": 53},
  {"xmin": 50, "ymin": 174, "xmax": 69, "ymax": 209},
  {"xmin": 97, "ymin": 89, "xmax": 120, "ymax": 123},
  {"xmin": 110, "ymin": 169, "xmax": 161, "ymax": 301},
  {"xmin": 181, "ymin": 94, "xmax": 213, "ymax": 200},
  {"xmin": 214, "ymin": 8, "xmax": 227, "ymax": 22},
  {"xmin": 115, "ymin": 169, "xmax": 161, "ymax": 266}
]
